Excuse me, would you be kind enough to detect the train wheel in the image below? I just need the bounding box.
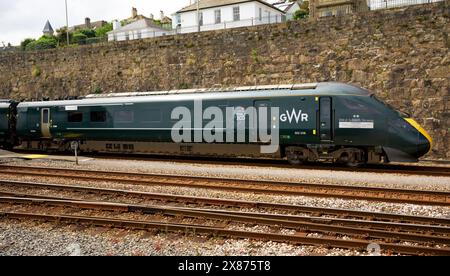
[285,147,313,165]
[337,150,365,167]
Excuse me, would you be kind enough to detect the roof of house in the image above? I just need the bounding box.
[177,0,285,13]
[43,20,54,33]
[107,18,167,34]
[272,1,298,12]
[69,20,107,31]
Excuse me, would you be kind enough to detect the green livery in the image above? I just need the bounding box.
[4,82,432,165]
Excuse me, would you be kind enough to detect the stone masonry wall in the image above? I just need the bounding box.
[0,2,449,158]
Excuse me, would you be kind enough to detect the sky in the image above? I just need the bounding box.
[0,0,193,46]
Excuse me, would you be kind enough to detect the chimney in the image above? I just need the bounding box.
[160,10,165,21]
[149,13,154,20]
[112,20,121,30]
[132,7,138,18]
[85,17,91,28]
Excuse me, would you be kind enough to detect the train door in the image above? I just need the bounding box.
[254,100,271,142]
[319,97,333,141]
[41,108,51,138]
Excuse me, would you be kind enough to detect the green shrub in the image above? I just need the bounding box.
[25,36,58,51]
[20,38,35,51]
[77,29,96,38]
[72,33,88,45]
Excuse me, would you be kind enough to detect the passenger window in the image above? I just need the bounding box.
[114,111,134,123]
[68,112,83,123]
[90,111,107,122]
[42,109,49,124]
[142,109,162,123]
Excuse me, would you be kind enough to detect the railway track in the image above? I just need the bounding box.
[1,195,449,255]
[0,165,449,206]
[0,179,448,226]
[4,150,450,176]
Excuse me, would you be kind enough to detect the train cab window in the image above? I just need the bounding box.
[68,112,83,123]
[114,111,134,123]
[90,111,107,122]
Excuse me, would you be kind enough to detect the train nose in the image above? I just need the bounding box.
[417,133,431,157]
[404,118,432,157]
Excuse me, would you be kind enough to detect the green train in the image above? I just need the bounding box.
[0,82,432,166]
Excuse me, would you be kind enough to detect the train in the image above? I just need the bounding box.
[0,82,432,166]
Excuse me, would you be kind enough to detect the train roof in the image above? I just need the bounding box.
[17,82,372,108]
[0,101,10,108]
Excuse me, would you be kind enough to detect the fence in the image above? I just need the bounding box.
[368,0,444,10]
[109,13,292,42]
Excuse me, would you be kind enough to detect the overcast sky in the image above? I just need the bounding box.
[0,0,193,46]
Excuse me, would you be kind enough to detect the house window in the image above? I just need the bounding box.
[199,12,203,26]
[68,112,83,123]
[114,111,134,123]
[176,14,181,27]
[233,7,240,21]
[125,32,130,40]
[90,111,106,122]
[214,9,221,24]
[137,31,141,39]
[259,8,262,21]
[324,11,333,17]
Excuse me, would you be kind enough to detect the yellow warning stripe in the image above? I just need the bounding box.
[405,118,433,154]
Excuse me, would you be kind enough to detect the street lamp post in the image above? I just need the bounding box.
[197,0,200,32]
[65,0,70,45]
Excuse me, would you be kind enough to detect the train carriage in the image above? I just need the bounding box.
[11,82,432,166]
[0,101,12,148]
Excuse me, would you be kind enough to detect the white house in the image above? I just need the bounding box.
[173,0,286,33]
[107,18,171,42]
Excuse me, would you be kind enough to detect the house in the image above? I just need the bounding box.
[270,1,301,19]
[107,18,171,42]
[43,20,54,36]
[69,17,108,32]
[173,0,286,33]
[309,0,368,18]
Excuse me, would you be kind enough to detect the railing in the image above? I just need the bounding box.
[368,0,444,10]
[109,13,292,42]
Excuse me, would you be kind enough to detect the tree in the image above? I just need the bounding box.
[25,36,58,51]
[56,27,73,46]
[20,38,35,51]
[95,22,113,38]
[293,1,310,20]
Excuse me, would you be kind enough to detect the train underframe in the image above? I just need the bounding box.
[15,138,387,166]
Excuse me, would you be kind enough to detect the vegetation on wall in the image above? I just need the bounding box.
[293,1,310,20]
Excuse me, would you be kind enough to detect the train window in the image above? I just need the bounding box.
[114,111,134,123]
[142,109,162,123]
[68,112,83,123]
[42,109,49,124]
[90,111,107,122]
[340,98,383,115]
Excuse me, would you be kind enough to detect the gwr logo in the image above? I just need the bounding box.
[280,109,309,124]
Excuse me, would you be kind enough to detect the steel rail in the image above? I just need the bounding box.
[1,211,449,256]
[0,165,449,206]
[1,196,449,245]
[0,180,449,226]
